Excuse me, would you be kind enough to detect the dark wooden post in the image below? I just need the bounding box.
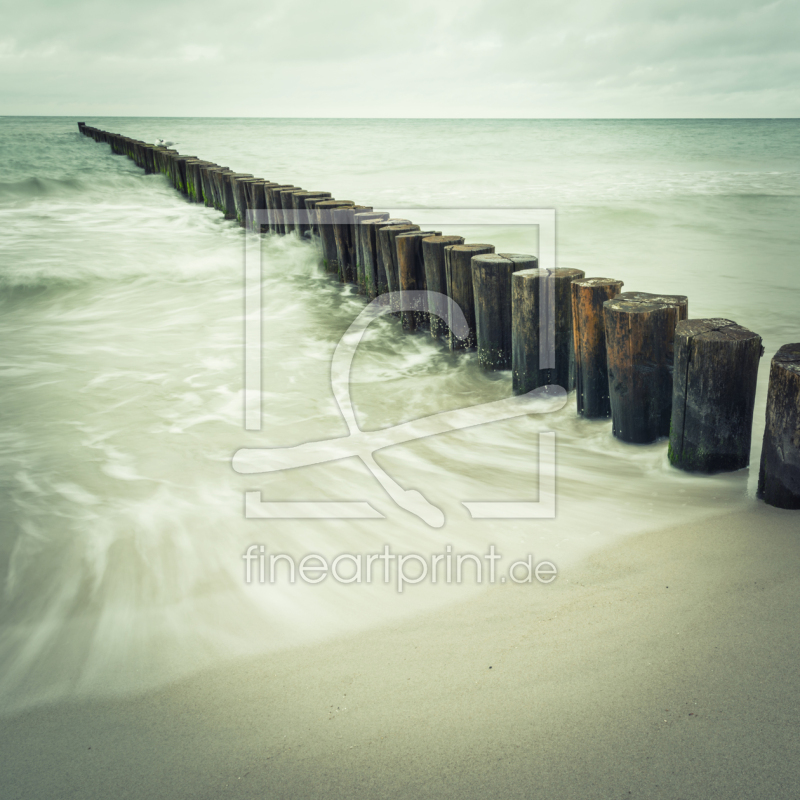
[354,212,390,294]
[572,277,625,418]
[758,343,800,508]
[603,291,688,443]
[265,185,295,233]
[422,235,464,340]
[316,200,354,272]
[204,167,229,212]
[246,180,274,232]
[379,224,419,311]
[334,205,373,283]
[293,192,331,238]
[232,177,260,226]
[187,160,214,203]
[668,319,763,473]
[396,231,441,332]
[512,268,586,394]
[371,220,413,299]
[304,197,330,238]
[278,188,302,234]
[473,254,538,370]
[444,244,496,351]
[222,173,253,220]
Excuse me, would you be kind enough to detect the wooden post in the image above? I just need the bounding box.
[354,212,390,295]
[445,244,496,352]
[265,185,295,233]
[292,191,331,238]
[473,254,538,370]
[396,231,441,332]
[422,235,464,340]
[246,180,275,232]
[203,167,228,212]
[222,173,252,220]
[278,188,302,234]
[668,319,763,473]
[334,205,373,283]
[758,343,800,508]
[370,220,413,299]
[232,177,260,226]
[378,224,419,308]
[603,291,689,443]
[512,268,586,394]
[187,160,214,203]
[316,200,354,272]
[304,197,330,238]
[571,277,625,418]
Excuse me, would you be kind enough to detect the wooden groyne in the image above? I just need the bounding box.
[77,122,799,509]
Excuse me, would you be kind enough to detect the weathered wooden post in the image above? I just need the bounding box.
[316,200,354,272]
[203,167,228,211]
[304,197,330,238]
[396,231,442,331]
[354,212,390,294]
[221,173,252,220]
[668,319,763,473]
[246,180,274,232]
[187,160,213,202]
[370,220,413,299]
[334,205,373,283]
[379,224,420,311]
[758,343,800,508]
[512,268,586,394]
[265,185,294,233]
[232,177,260,226]
[603,291,688,443]
[444,244,496,351]
[278,188,302,234]
[571,277,625,418]
[422,235,465,340]
[292,192,331,238]
[473,254,538,370]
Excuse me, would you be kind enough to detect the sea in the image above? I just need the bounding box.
[1,117,798,714]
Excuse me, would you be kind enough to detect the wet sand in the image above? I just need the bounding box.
[2,503,799,799]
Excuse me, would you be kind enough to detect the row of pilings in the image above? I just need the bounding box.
[77,122,800,509]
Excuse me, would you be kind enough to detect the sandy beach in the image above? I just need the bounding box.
[2,502,798,799]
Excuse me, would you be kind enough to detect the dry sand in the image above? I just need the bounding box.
[2,503,799,799]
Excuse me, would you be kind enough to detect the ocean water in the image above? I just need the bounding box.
[1,117,798,714]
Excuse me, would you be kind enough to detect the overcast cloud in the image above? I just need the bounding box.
[1,0,798,116]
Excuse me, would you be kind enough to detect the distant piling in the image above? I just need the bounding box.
[758,343,800,508]
[571,277,624,418]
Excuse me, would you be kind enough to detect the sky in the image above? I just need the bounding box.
[0,0,798,117]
